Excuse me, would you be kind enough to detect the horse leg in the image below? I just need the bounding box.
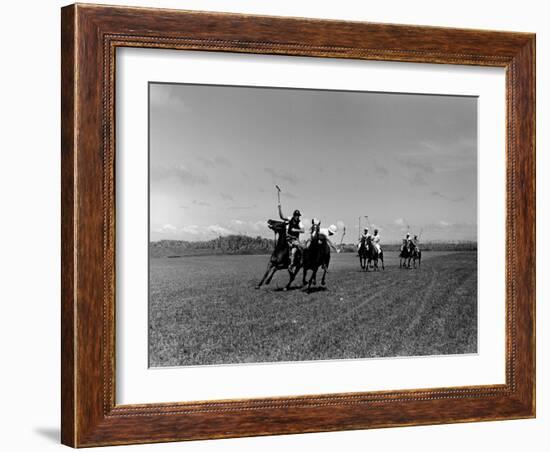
[321,265,327,286]
[308,268,318,291]
[380,252,385,270]
[257,263,273,288]
[285,265,300,290]
[265,265,278,284]
[302,268,309,287]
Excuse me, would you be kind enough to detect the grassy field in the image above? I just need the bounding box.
[149,251,477,367]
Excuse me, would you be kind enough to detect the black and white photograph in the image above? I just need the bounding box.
[2,0,543,450]
[148,82,478,368]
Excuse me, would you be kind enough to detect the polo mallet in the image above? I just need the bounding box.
[271,185,283,244]
[275,185,281,205]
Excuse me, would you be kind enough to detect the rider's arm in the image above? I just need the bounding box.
[327,239,338,252]
[278,204,289,221]
[290,226,305,234]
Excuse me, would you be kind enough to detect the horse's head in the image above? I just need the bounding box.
[267,219,287,233]
[311,222,320,235]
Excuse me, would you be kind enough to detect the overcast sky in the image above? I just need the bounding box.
[149,82,477,243]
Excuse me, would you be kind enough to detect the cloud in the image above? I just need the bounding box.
[409,171,428,186]
[150,164,209,186]
[394,218,405,226]
[264,168,299,185]
[181,225,200,235]
[400,153,435,187]
[207,224,233,235]
[192,200,211,207]
[400,158,435,174]
[401,139,476,174]
[227,204,258,210]
[153,224,178,233]
[438,220,453,227]
[230,219,267,232]
[220,193,234,201]
[252,220,266,231]
[198,156,232,168]
[149,84,192,110]
[373,161,389,177]
[282,192,298,200]
[431,191,465,202]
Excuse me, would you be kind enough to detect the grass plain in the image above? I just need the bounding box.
[149,251,477,367]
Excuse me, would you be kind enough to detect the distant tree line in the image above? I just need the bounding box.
[150,235,274,258]
[151,235,477,258]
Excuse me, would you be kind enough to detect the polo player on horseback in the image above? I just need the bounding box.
[302,219,337,290]
[278,203,305,271]
[309,219,338,252]
[401,232,412,253]
[357,227,371,251]
[319,225,339,252]
[372,229,382,254]
[411,234,422,268]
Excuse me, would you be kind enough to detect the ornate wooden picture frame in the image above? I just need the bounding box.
[61,3,535,447]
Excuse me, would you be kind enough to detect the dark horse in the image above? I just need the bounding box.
[256,219,302,290]
[365,236,385,271]
[399,240,413,268]
[399,241,421,269]
[358,236,368,270]
[301,223,331,291]
[411,243,422,268]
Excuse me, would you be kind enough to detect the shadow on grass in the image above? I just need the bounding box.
[303,286,328,294]
[273,285,304,292]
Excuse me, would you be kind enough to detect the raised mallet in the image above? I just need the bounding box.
[275,184,281,205]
